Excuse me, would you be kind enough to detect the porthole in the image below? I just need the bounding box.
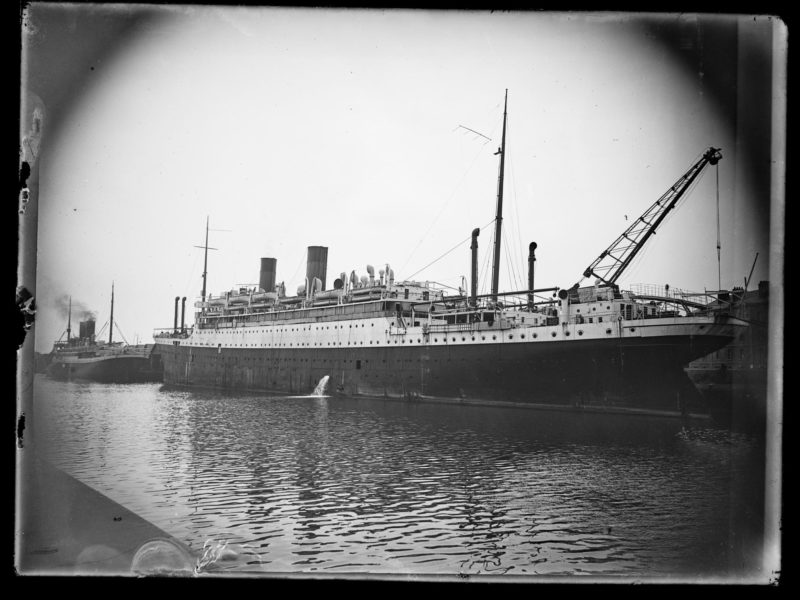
[551,332,556,337]
[492,335,497,340]
[630,328,636,332]
[578,330,583,336]
[509,335,513,339]
[462,337,466,341]
[521,334,525,339]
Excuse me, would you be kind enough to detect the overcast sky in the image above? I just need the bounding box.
[21,7,784,351]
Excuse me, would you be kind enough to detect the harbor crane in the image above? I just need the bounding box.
[580,147,722,287]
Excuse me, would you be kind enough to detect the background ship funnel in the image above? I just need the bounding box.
[79,319,95,341]
[306,246,328,291]
[259,257,277,293]
[180,297,187,332]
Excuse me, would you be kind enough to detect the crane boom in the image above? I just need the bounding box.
[581,146,722,287]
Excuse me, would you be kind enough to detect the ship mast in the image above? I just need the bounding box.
[490,89,508,303]
[193,216,219,310]
[109,282,114,344]
[67,296,72,341]
[201,216,209,304]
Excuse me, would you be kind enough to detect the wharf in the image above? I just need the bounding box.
[16,458,194,576]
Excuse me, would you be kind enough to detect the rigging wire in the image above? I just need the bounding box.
[406,101,511,294]
[398,137,492,275]
[89,320,129,345]
[431,281,463,292]
[511,234,523,290]
[400,101,504,275]
[503,156,517,289]
[182,250,201,300]
[455,125,492,141]
[502,226,521,291]
[503,229,515,291]
[405,219,494,281]
[288,249,307,289]
[509,155,527,289]
[611,164,712,288]
[479,226,495,296]
[114,321,129,345]
[578,149,714,290]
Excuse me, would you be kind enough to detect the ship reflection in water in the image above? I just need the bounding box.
[33,375,765,579]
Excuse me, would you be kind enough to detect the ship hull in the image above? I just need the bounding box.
[685,366,768,432]
[157,332,733,414]
[45,354,162,383]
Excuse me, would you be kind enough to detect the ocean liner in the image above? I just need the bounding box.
[155,93,747,415]
[47,284,163,383]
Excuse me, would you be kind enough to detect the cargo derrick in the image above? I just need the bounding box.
[580,147,722,289]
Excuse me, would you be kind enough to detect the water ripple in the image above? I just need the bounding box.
[31,375,765,578]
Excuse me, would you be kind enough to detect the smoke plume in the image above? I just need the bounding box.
[54,294,96,321]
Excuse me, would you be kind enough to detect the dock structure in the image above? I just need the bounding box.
[17,459,193,576]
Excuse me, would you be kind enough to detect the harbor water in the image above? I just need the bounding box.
[30,374,767,580]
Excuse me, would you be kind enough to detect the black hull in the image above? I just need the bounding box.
[158,335,731,415]
[685,367,768,433]
[45,356,162,384]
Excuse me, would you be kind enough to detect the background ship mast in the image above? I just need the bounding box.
[67,296,72,341]
[109,282,114,344]
[194,216,220,306]
[201,217,209,303]
[490,89,508,303]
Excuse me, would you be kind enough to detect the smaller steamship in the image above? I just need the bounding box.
[47,284,162,383]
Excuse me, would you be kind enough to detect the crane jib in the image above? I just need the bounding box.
[579,147,722,287]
